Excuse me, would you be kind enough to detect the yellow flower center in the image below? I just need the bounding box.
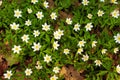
[83,1,88,5]
[64,49,69,53]
[15,47,19,50]
[16,12,20,16]
[78,48,82,52]
[58,32,62,35]
[75,25,79,28]
[116,67,120,72]
[32,0,36,2]
[96,60,101,64]
[26,71,30,75]
[79,41,83,45]
[35,32,38,35]
[111,0,115,3]
[51,77,55,80]
[113,12,117,16]
[38,14,42,17]
[7,73,11,77]
[44,26,48,29]
[46,57,50,61]
[23,36,27,39]
[51,14,55,18]
[118,37,120,41]
[44,3,47,7]
[35,45,39,49]
[13,25,17,29]
[53,43,57,47]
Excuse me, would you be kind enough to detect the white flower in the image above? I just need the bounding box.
[82,0,89,6]
[10,22,19,30]
[57,29,64,36]
[54,32,60,40]
[87,14,92,19]
[85,23,93,31]
[33,30,40,37]
[31,0,38,4]
[42,23,50,31]
[14,9,22,18]
[50,75,58,80]
[25,68,32,76]
[27,8,32,14]
[25,19,32,26]
[101,49,107,54]
[111,0,118,4]
[111,10,119,18]
[21,34,29,43]
[63,49,70,55]
[77,48,83,54]
[114,47,119,54]
[82,54,89,61]
[36,11,44,19]
[35,61,42,70]
[0,1,2,6]
[116,65,120,74]
[54,29,64,40]
[114,33,120,44]
[66,18,72,25]
[43,1,49,8]
[100,0,104,2]
[12,45,21,54]
[78,40,86,47]
[35,65,43,70]
[44,54,52,63]
[4,70,13,79]
[73,23,80,31]
[50,12,57,20]
[32,42,41,51]
[53,41,60,50]
[53,67,60,74]
[92,41,97,48]
[94,60,102,66]
[36,61,41,65]
[97,10,104,17]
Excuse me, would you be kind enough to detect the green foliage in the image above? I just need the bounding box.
[0,0,120,80]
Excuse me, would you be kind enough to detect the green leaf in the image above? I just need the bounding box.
[5,54,21,66]
[45,34,50,43]
[43,48,51,54]
[60,0,71,8]
[97,71,108,76]
[102,59,113,70]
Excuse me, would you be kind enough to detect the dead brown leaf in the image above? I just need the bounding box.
[0,56,8,76]
[24,78,32,80]
[59,11,73,19]
[25,57,33,66]
[60,65,84,80]
[48,0,54,8]
[72,0,81,7]
[0,55,3,63]
[54,24,59,30]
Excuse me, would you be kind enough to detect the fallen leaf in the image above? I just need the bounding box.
[48,0,54,8]
[0,55,8,76]
[60,65,84,80]
[59,11,73,19]
[60,66,67,76]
